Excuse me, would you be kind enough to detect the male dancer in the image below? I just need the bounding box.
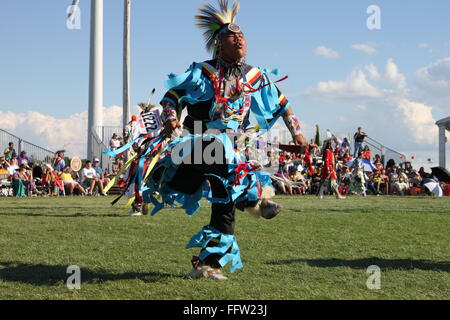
[145,0,307,280]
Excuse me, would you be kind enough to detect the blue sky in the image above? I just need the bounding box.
[1,0,449,166]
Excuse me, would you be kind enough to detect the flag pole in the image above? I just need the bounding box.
[123,0,131,132]
[122,0,131,162]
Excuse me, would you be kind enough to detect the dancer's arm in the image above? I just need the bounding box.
[282,107,307,149]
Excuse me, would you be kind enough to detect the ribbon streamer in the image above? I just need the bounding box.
[103,153,138,194]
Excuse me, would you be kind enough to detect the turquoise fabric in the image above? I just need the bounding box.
[141,133,274,217]
[186,225,243,273]
[164,62,290,132]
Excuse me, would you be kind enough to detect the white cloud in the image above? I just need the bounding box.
[365,64,381,80]
[385,58,406,89]
[418,43,429,49]
[314,46,340,58]
[304,70,383,101]
[304,59,438,147]
[304,58,408,100]
[415,57,450,92]
[0,106,123,158]
[351,42,377,55]
[395,98,438,145]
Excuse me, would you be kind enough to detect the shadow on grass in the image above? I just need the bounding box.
[0,261,180,286]
[0,212,125,218]
[267,257,450,272]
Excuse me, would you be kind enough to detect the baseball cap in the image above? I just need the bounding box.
[93,158,100,162]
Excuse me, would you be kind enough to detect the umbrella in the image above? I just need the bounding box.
[431,167,450,183]
[423,178,443,197]
[346,158,377,172]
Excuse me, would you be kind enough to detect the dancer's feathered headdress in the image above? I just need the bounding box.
[195,0,242,57]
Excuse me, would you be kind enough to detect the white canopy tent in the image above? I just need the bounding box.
[436,116,450,169]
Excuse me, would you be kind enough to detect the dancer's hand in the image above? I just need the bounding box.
[293,134,307,153]
[164,119,182,139]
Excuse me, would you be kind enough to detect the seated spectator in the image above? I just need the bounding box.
[368,170,381,195]
[404,162,416,176]
[42,164,64,196]
[272,163,293,196]
[59,166,87,195]
[0,156,12,193]
[379,169,389,194]
[404,162,422,187]
[81,160,107,196]
[53,151,66,173]
[418,167,427,179]
[12,164,33,196]
[362,145,371,161]
[18,151,31,167]
[368,169,388,195]
[8,155,19,175]
[385,159,397,175]
[0,156,10,172]
[288,166,307,194]
[93,158,110,188]
[373,155,384,171]
[26,165,39,195]
[341,152,352,164]
[390,168,409,195]
[3,142,17,160]
[113,157,123,171]
[310,165,323,194]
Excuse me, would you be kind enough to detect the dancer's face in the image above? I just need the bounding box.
[220,32,247,62]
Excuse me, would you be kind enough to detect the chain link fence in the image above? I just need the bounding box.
[89,128,115,171]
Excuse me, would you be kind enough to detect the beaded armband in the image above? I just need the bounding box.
[283,113,302,137]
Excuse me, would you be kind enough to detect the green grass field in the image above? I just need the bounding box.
[0,195,449,300]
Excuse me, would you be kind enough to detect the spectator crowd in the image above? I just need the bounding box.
[1,127,449,198]
[0,142,116,197]
[244,127,450,198]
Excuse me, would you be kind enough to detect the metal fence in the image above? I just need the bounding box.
[90,126,123,170]
[0,128,55,163]
[350,134,406,166]
[89,128,115,171]
[94,126,123,147]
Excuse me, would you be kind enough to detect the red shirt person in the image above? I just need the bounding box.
[321,148,337,181]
